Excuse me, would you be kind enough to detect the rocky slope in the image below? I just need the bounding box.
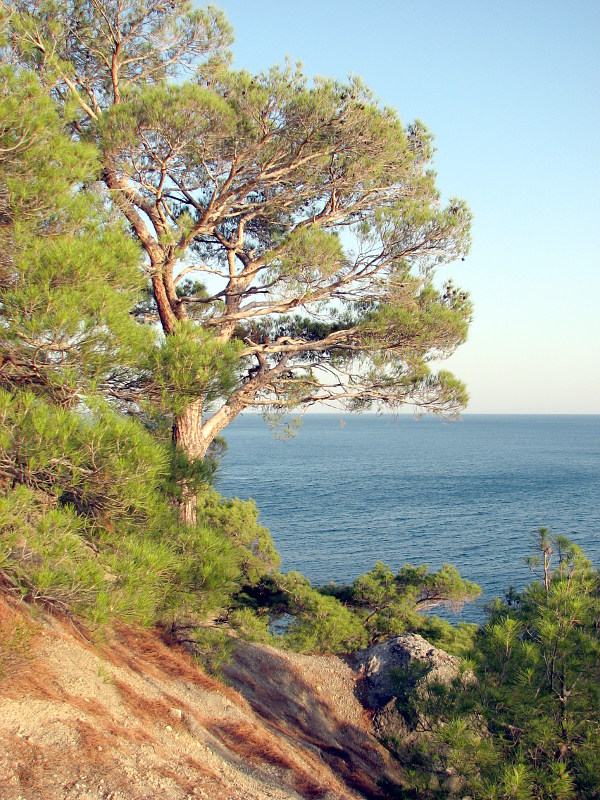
[0,595,461,799]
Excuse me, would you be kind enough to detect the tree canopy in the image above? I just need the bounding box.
[0,59,282,622]
[3,1,472,521]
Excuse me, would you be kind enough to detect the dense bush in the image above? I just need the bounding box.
[379,532,600,800]
[229,563,480,655]
[322,560,480,647]
[0,405,279,627]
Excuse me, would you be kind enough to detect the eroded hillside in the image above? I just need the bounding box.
[0,595,406,800]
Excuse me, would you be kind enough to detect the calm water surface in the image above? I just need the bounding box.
[218,415,600,622]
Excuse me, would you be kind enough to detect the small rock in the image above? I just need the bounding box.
[169,707,183,721]
[166,724,172,732]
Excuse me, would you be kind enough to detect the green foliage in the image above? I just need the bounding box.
[276,571,368,652]
[5,3,474,459]
[3,401,292,627]
[195,490,280,584]
[262,227,347,294]
[322,560,481,645]
[0,60,284,634]
[474,535,600,798]
[232,571,367,653]
[0,67,95,211]
[164,439,225,505]
[169,520,244,615]
[1,484,110,616]
[388,534,600,800]
[230,559,480,655]
[187,627,235,677]
[0,391,170,527]
[5,1,233,101]
[150,323,242,415]
[228,607,274,645]
[0,429,281,627]
[97,80,236,177]
[0,67,148,407]
[415,617,479,659]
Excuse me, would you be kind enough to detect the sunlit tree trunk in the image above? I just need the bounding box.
[172,399,206,524]
[172,397,244,523]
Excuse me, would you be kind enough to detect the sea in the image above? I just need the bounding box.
[217,414,600,624]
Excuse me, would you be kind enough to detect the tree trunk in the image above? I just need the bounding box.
[173,398,208,458]
[172,396,247,524]
[172,398,211,525]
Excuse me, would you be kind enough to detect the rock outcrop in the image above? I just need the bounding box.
[355,633,464,709]
[353,634,469,744]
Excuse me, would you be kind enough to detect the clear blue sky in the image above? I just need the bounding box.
[213,0,600,413]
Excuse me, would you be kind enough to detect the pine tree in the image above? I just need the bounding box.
[4,2,472,522]
[400,535,600,799]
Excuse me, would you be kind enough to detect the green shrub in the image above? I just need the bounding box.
[384,535,600,800]
[0,391,170,530]
[228,608,274,644]
[188,627,235,677]
[0,485,106,614]
[196,490,280,582]
[235,571,368,653]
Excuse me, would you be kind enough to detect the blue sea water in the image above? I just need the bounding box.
[217,414,600,623]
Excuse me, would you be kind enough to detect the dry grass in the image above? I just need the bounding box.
[0,604,64,703]
[112,677,174,726]
[182,754,218,779]
[154,764,198,795]
[72,718,115,767]
[8,737,54,795]
[106,624,247,707]
[67,690,157,747]
[208,718,331,799]
[210,718,296,769]
[0,595,37,679]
